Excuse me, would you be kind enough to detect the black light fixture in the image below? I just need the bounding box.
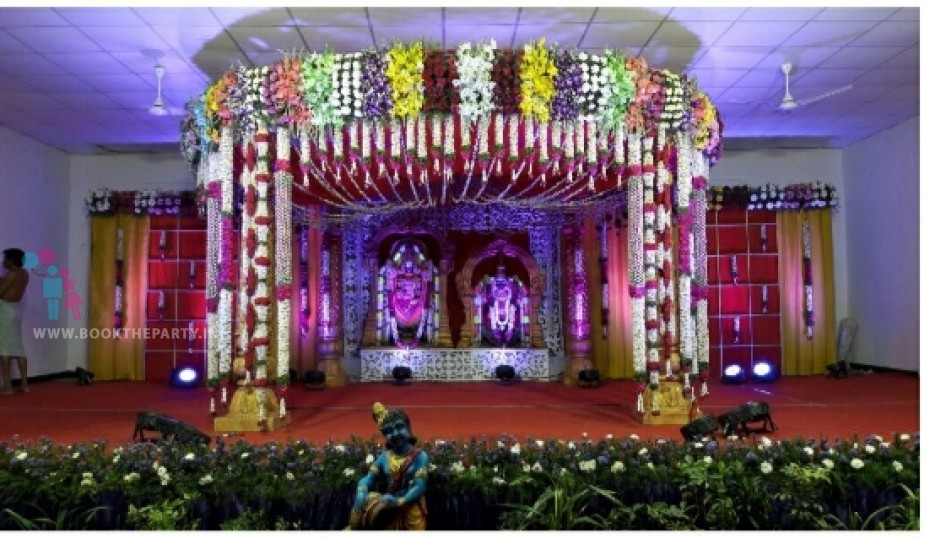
[751,360,778,383]
[392,366,412,385]
[577,369,601,388]
[75,366,95,386]
[721,363,746,385]
[171,366,200,388]
[494,364,516,384]
[304,369,326,390]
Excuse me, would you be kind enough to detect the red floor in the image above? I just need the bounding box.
[0,372,918,447]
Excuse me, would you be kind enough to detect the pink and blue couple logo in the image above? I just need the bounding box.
[24,247,83,321]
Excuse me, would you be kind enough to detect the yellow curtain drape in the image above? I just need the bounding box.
[584,218,634,378]
[88,214,149,380]
[776,210,836,375]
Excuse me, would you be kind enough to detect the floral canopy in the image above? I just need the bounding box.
[181,38,722,216]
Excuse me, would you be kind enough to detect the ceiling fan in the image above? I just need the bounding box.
[777,62,853,112]
[148,63,184,116]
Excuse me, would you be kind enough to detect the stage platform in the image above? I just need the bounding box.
[360,347,550,382]
[0,372,918,447]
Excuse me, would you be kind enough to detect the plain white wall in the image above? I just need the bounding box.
[842,117,919,372]
[0,125,71,377]
[709,147,849,327]
[66,153,195,371]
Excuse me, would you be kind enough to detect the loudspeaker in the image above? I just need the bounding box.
[577,369,601,388]
[304,369,326,389]
[133,411,211,445]
[392,366,412,384]
[680,414,720,441]
[75,367,95,386]
[495,365,516,382]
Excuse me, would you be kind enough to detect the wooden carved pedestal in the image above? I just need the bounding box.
[637,380,700,425]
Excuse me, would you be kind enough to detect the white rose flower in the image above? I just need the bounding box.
[610,461,625,473]
[693,442,704,449]
[241,452,249,459]
[83,472,94,479]
[803,447,814,457]
[531,462,543,473]
[893,461,903,473]
[334,445,346,453]
[15,452,27,461]
[865,445,876,454]
[647,462,654,469]
[523,464,531,473]
[567,442,576,450]
[704,456,713,465]
[199,474,213,485]
[822,458,834,469]
[497,440,505,448]
[629,434,640,440]
[760,462,773,474]
[606,434,614,440]
[899,433,910,442]
[286,472,295,481]
[72,452,80,459]
[184,453,196,461]
[638,447,648,456]
[511,443,521,455]
[850,458,865,469]
[535,440,545,448]
[81,478,94,488]
[343,468,356,477]
[365,454,375,465]
[492,477,506,485]
[760,436,773,447]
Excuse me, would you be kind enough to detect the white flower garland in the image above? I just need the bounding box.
[275,127,292,383]
[217,127,235,380]
[453,40,497,125]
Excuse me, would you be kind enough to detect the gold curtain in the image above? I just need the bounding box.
[584,218,635,378]
[776,209,836,375]
[88,214,149,380]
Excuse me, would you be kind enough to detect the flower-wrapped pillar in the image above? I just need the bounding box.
[563,223,593,385]
[691,149,711,396]
[316,231,347,387]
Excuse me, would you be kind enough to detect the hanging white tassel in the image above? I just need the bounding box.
[279,397,286,418]
[665,359,672,378]
[683,372,690,389]
[636,393,644,413]
[651,392,659,414]
[700,380,709,397]
[221,386,227,405]
[210,397,216,414]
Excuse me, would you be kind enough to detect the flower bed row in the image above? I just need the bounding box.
[0,432,918,530]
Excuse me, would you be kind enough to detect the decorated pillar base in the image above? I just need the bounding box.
[563,338,593,386]
[636,381,699,425]
[214,386,291,432]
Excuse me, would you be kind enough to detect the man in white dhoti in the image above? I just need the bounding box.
[0,248,29,394]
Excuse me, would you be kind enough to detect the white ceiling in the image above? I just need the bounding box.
[0,6,919,155]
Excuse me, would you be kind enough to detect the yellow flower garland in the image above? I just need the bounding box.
[205,78,227,143]
[386,41,425,119]
[519,38,557,123]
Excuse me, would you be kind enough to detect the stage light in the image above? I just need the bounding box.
[721,364,746,384]
[171,367,200,388]
[577,369,601,388]
[495,364,516,384]
[392,366,412,385]
[304,369,326,390]
[751,360,778,383]
[75,366,94,386]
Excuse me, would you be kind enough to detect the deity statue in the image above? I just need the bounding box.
[348,402,429,530]
[487,264,517,344]
[380,240,438,348]
[475,262,528,347]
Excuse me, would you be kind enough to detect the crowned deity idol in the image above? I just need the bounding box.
[348,402,429,530]
[487,264,517,344]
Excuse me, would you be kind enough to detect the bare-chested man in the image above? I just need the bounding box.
[0,248,29,394]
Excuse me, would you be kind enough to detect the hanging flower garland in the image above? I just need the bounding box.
[331,52,363,119]
[360,47,393,120]
[300,51,340,128]
[658,70,684,131]
[492,48,521,113]
[802,219,814,339]
[599,51,635,131]
[519,38,557,123]
[114,227,124,331]
[85,189,197,216]
[707,182,839,212]
[454,40,497,124]
[267,53,311,130]
[386,41,426,119]
[551,49,583,121]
